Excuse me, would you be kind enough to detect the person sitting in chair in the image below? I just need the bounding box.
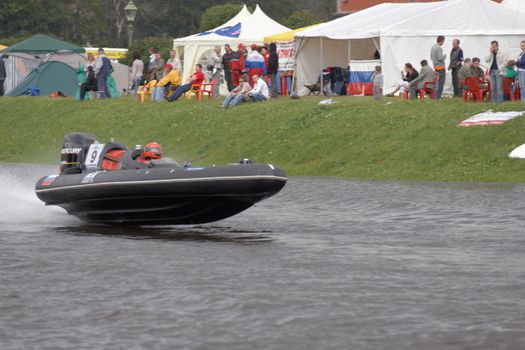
[167,64,205,102]
[152,64,181,102]
[137,142,163,165]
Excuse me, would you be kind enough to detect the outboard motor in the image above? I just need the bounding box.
[60,133,98,174]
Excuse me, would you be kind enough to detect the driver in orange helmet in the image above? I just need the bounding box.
[137,142,163,165]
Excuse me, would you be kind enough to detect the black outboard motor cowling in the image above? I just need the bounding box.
[60,133,98,174]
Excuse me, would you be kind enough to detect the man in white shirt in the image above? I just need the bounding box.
[167,50,182,74]
[248,74,269,101]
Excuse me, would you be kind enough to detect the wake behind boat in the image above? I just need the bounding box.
[35,133,287,225]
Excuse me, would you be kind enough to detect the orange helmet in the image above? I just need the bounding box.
[143,142,162,159]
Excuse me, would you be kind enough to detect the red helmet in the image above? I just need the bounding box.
[143,142,162,159]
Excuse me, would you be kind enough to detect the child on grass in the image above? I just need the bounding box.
[373,65,383,100]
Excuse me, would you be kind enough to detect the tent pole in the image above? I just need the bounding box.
[320,37,324,95]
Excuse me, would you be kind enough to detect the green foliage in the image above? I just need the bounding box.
[120,36,174,67]
[199,4,248,32]
[1,96,525,183]
[282,10,320,30]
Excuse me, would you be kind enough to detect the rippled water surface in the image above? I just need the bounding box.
[1,164,524,350]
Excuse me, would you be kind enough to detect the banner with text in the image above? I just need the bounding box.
[276,41,295,71]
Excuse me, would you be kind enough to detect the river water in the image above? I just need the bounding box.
[1,164,524,350]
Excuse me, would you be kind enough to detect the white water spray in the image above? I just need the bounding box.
[0,167,80,225]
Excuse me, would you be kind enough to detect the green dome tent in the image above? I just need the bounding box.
[6,61,77,97]
[0,34,84,55]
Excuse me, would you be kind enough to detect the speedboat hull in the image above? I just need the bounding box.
[35,164,287,225]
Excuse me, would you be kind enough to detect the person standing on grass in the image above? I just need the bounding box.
[131,51,144,94]
[516,40,525,101]
[485,40,507,103]
[0,55,6,97]
[94,48,113,99]
[449,39,464,97]
[222,44,235,91]
[430,35,447,99]
[167,50,182,75]
[209,45,223,97]
[268,43,279,98]
[373,65,383,100]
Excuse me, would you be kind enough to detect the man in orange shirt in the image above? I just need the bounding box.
[430,35,447,99]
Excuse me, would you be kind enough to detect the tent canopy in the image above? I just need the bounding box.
[0,34,85,55]
[502,0,525,11]
[173,4,290,82]
[263,24,321,43]
[294,0,525,96]
[6,61,77,97]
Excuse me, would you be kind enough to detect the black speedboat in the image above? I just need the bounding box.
[35,133,287,225]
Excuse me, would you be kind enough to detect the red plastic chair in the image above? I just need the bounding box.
[502,77,515,101]
[463,77,489,103]
[199,79,217,100]
[419,76,438,99]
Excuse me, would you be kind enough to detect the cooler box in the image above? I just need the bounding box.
[347,60,380,96]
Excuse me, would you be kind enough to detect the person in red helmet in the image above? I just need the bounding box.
[137,142,163,164]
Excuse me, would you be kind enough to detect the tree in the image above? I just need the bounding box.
[199,4,248,32]
[282,10,320,30]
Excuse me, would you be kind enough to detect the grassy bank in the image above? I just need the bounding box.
[1,95,525,182]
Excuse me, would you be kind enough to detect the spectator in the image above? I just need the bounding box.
[386,63,419,96]
[229,43,245,87]
[221,75,251,108]
[516,40,525,101]
[245,44,266,86]
[147,48,157,77]
[504,60,517,100]
[267,43,279,98]
[470,57,485,80]
[261,46,270,73]
[409,60,435,100]
[167,64,205,102]
[247,74,269,102]
[208,45,222,97]
[93,48,113,99]
[458,58,472,93]
[0,54,7,97]
[79,66,97,101]
[166,50,182,75]
[222,44,235,91]
[131,51,144,94]
[86,52,96,71]
[430,35,447,99]
[152,64,181,102]
[485,40,507,103]
[372,65,383,100]
[150,52,165,81]
[449,39,464,97]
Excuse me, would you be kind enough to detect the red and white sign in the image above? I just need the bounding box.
[459,111,525,127]
[276,40,295,71]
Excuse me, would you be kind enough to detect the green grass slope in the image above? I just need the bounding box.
[1,96,525,182]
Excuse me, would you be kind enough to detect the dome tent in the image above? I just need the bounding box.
[173,4,290,82]
[6,61,77,97]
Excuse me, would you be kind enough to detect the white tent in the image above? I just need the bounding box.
[295,0,525,96]
[173,4,290,82]
[502,0,525,12]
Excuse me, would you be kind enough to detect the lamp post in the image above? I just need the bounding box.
[124,0,138,47]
